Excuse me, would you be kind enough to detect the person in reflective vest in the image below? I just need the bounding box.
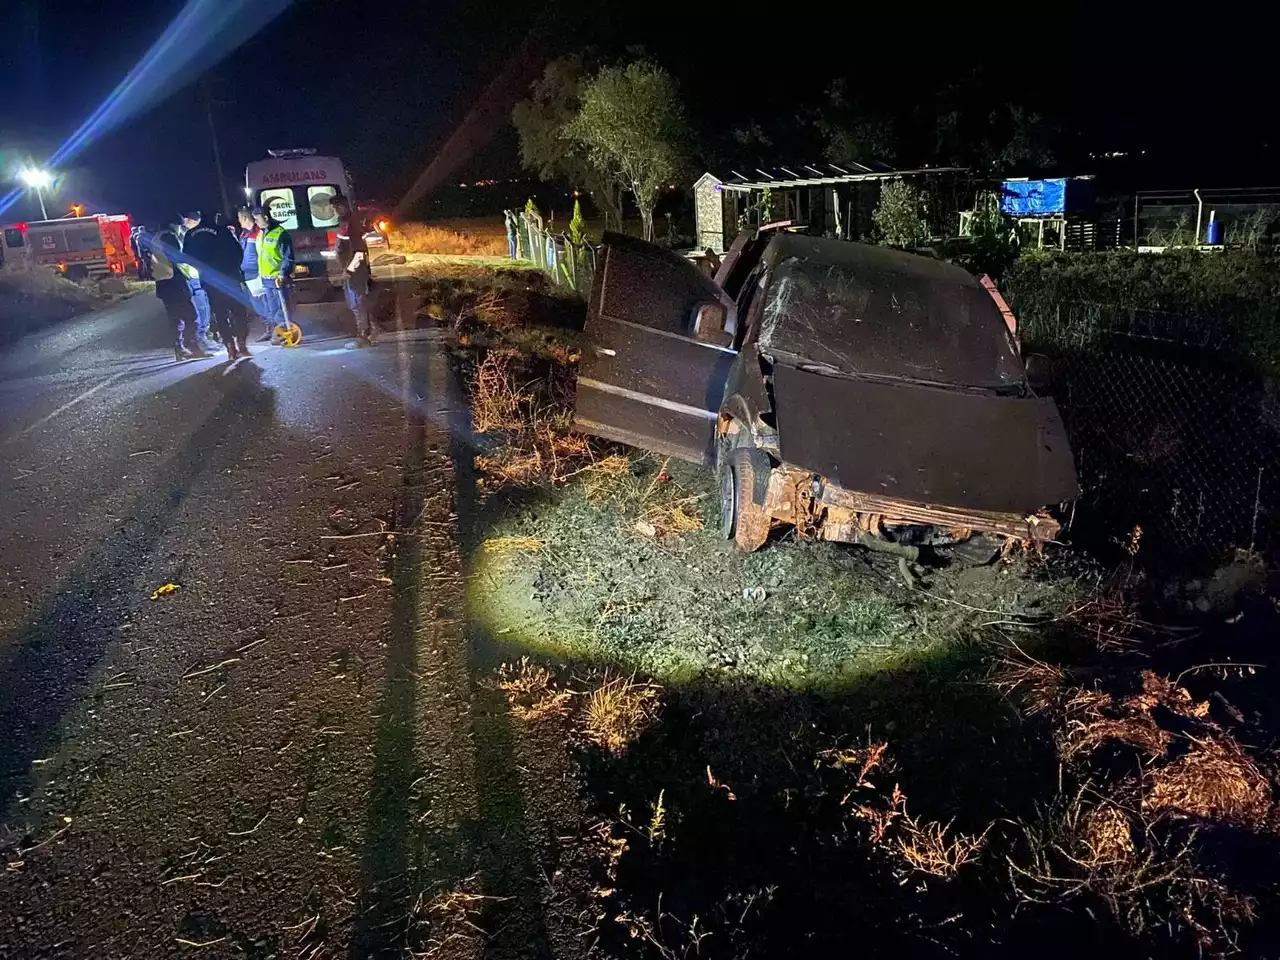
[253,206,294,336]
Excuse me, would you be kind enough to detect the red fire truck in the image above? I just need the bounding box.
[0,214,139,279]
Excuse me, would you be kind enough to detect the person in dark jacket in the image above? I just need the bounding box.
[152,220,211,361]
[180,210,251,360]
[331,194,377,346]
[238,207,271,342]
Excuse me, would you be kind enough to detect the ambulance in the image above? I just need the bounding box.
[244,149,387,286]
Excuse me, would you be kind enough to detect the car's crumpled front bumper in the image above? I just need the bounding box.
[762,463,1063,550]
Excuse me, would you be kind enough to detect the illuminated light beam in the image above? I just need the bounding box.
[1,0,291,221]
[51,0,293,168]
[0,188,23,217]
[146,234,257,308]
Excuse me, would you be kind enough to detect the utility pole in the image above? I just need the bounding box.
[201,78,233,217]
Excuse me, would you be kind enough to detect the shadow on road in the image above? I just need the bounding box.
[350,348,554,957]
[0,364,278,822]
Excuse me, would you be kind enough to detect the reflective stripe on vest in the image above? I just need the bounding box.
[258,226,286,278]
[177,262,199,280]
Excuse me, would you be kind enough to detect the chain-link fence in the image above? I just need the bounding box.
[1047,347,1280,567]
[512,211,597,296]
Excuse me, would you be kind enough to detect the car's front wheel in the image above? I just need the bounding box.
[721,448,768,552]
[716,439,737,540]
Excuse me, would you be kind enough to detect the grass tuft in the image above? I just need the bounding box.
[496,657,573,722]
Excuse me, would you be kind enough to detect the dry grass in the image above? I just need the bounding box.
[991,655,1069,715]
[584,674,661,754]
[468,351,601,490]
[839,743,988,879]
[391,221,507,257]
[636,497,704,541]
[997,585,1273,958]
[473,289,511,331]
[581,455,705,542]
[1009,787,1257,952]
[1145,737,1272,824]
[1080,802,1136,864]
[496,657,574,722]
[406,874,507,959]
[1062,712,1174,760]
[471,350,527,434]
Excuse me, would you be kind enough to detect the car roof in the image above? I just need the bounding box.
[760,233,978,286]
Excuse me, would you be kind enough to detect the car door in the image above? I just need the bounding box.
[574,233,737,465]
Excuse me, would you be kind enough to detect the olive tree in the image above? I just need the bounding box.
[567,61,690,241]
[512,57,625,229]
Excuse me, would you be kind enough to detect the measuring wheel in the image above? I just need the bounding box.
[272,321,303,347]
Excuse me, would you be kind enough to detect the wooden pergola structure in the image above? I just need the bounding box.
[693,163,968,253]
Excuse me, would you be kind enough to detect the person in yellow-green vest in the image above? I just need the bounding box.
[252,206,294,338]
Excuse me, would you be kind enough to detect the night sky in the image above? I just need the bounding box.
[0,0,1271,226]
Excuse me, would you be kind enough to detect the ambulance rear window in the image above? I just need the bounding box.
[4,228,25,248]
[308,186,340,228]
[255,184,344,231]
[260,188,299,230]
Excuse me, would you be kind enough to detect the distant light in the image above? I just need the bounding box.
[20,168,53,188]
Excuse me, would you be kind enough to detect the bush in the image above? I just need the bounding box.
[1002,250,1280,370]
[872,179,929,249]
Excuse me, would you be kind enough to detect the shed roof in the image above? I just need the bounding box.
[705,163,967,191]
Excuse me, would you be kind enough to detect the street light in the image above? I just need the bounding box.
[20,168,53,219]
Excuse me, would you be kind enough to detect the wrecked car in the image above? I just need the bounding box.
[572,230,1078,558]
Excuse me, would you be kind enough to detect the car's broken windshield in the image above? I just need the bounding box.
[758,256,1023,388]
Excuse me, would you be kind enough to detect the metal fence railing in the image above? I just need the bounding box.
[511,211,597,296]
[1048,347,1280,567]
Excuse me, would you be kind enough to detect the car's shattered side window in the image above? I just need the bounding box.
[759,260,798,348]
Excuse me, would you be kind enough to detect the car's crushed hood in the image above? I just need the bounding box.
[757,242,1024,389]
[772,363,1079,515]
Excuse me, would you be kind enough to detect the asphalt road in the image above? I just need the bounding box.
[0,293,515,957]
